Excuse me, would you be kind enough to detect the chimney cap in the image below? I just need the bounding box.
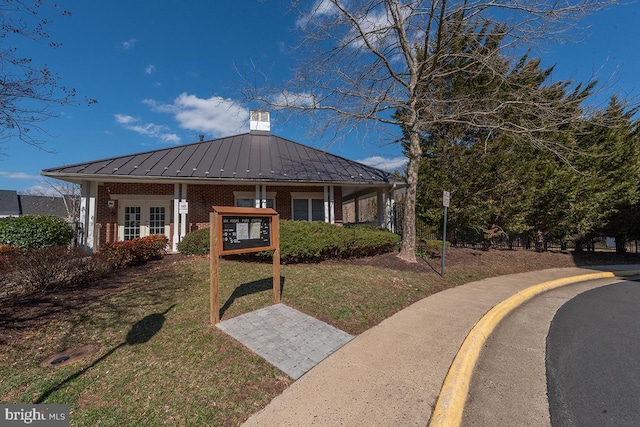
[250,110,270,133]
[199,134,204,142]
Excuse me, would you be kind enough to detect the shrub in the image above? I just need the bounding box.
[421,239,450,249]
[100,235,168,269]
[279,220,400,263]
[177,221,400,263]
[0,246,112,295]
[0,215,74,249]
[177,228,210,255]
[280,221,400,263]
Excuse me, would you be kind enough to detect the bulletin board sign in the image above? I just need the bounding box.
[210,206,280,324]
[219,215,275,254]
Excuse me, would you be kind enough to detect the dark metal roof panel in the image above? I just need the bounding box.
[166,145,198,177]
[142,150,177,176]
[182,143,210,177]
[42,132,393,184]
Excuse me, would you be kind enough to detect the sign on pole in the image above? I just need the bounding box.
[210,206,280,324]
[179,201,189,214]
[442,191,450,276]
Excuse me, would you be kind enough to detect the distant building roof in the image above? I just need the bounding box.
[18,195,69,218]
[0,190,20,216]
[0,191,71,218]
[42,132,393,186]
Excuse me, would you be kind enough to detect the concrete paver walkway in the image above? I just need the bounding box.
[241,264,640,427]
[216,303,354,379]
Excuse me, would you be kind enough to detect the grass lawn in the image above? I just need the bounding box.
[2,249,632,425]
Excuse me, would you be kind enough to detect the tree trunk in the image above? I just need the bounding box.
[535,229,545,252]
[398,125,421,263]
[616,234,626,253]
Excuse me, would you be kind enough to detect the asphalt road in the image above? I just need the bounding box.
[546,278,640,427]
[463,276,640,426]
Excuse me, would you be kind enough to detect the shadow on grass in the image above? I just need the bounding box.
[35,304,176,404]
[220,277,285,319]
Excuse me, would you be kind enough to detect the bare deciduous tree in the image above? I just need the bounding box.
[248,0,618,262]
[0,1,95,151]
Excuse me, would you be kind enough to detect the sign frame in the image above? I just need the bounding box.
[210,206,280,324]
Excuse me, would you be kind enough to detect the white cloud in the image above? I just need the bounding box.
[0,171,39,180]
[143,93,248,137]
[113,114,181,144]
[273,91,315,107]
[296,0,336,28]
[145,64,156,74]
[297,1,404,51]
[121,38,137,50]
[358,156,407,172]
[114,114,137,124]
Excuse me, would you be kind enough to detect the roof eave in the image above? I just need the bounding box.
[40,171,396,187]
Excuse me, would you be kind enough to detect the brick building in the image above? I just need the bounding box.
[42,112,398,252]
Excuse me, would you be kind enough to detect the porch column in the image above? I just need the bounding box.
[180,183,187,240]
[261,185,267,208]
[329,186,335,224]
[173,184,180,251]
[323,186,329,222]
[79,181,97,252]
[255,185,261,208]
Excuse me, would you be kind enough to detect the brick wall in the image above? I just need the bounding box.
[96,183,175,244]
[94,182,345,243]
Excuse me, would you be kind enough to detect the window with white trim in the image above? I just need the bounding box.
[292,193,325,221]
[233,191,275,209]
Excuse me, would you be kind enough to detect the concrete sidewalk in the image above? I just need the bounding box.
[243,264,640,427]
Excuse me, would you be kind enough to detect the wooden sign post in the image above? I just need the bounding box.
[210,206,280,324]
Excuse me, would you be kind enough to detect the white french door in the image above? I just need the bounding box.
[118,201,171,241]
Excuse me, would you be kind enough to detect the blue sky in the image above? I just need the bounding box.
[1,0,638,193]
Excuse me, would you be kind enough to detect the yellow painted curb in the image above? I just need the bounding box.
[429,270,640,427]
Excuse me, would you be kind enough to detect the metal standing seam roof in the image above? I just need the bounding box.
[41,132,394,185]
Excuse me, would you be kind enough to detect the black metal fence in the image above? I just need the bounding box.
[392,204,639,253]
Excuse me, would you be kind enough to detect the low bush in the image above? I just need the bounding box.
[0,246,112,295]
[280,221,400,263]
[177,221,400,263]
[177,228,210,255]
[0,215,74,249]
[100,235,168,269]
[421,239,450,249]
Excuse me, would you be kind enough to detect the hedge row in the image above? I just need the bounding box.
[0,215,74,249]
[99,235,169,269]
[177,221,400,263]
